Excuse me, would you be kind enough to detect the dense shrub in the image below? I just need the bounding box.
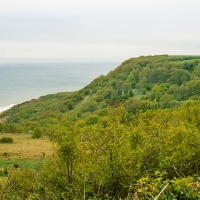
[0,137,13,143]
[86,114,99,125]
[32,128,43,139]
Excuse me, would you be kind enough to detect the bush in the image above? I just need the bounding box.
[32,128,43,139]
[67,101,75,110]
[86,114,99,125]
[0,137,13,143]
[131,174,200,199]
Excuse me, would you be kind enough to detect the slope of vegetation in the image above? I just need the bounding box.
[1,55,200,134]
[0,55,200,199]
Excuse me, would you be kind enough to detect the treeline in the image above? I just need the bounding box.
[1,101,200,199]
[85,56,200,103]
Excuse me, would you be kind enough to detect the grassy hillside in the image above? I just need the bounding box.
[0,55,200,134]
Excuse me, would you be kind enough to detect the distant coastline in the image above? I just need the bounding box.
[0,104,16,113]
[0,61,119,109]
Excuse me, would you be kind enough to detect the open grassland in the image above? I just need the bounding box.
[0,133,53,170]
[0,133,53,159]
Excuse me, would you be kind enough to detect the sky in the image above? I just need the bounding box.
[0,0,200,61]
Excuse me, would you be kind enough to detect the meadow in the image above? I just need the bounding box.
[0,133,53,170]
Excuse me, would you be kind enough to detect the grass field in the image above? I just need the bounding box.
[0,133,54,171]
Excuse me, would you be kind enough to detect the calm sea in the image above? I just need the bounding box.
[0,60,119,112]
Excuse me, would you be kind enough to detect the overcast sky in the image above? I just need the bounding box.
[0,0,200,61]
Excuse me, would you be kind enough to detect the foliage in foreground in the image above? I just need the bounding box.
[2,170,200,199]
[1,101,200,199]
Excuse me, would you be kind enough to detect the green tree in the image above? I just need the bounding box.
[32,127,43,138]
[79,108,133,198]
[169,69,190,85]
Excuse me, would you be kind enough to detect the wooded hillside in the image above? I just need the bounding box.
[1,55,200,133]
[0,55,200,199]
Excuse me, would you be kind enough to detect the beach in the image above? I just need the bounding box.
[0,104,16,113]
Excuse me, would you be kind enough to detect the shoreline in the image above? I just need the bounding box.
[0,104,16,114]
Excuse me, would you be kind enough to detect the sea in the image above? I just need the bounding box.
[0,60,120,112]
